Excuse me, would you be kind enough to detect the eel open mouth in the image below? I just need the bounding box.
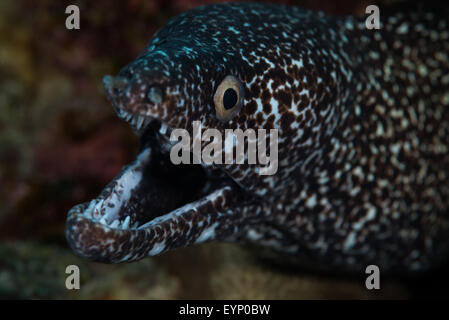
[66,108,250,263]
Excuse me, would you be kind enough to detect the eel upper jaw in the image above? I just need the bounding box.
[66,107,252,263]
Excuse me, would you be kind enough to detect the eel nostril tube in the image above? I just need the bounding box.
[103,75,129,95]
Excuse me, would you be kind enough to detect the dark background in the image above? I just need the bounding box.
[0,0,446,299]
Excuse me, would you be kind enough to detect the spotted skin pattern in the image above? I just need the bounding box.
[66,3,449,273]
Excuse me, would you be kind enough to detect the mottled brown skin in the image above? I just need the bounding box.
[66,3,449,273]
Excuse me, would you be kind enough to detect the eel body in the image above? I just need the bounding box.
[66,2,449,273]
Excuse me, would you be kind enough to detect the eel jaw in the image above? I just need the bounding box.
[65,114,247,263]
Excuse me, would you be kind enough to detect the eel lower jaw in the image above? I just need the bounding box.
[65,117,248,263]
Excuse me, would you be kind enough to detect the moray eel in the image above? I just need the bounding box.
[66,2,449,273]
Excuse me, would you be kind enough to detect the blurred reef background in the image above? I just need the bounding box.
[0,0,446,299]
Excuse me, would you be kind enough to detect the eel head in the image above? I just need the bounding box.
[64,4,287,263]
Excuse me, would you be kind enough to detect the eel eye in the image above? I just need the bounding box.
[214,75,244,121]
